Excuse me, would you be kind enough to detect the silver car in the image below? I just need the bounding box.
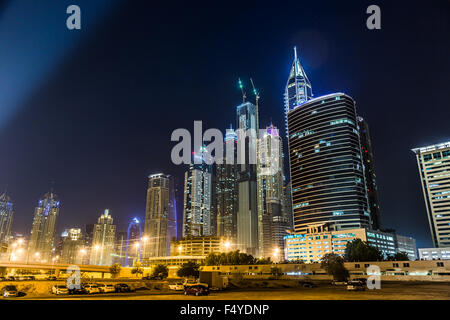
[2,285,18,298]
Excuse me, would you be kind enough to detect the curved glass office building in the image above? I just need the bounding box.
[288,93,371,233]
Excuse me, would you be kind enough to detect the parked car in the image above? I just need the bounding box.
[51,284,69,295]
[68,285,87,295]
[353,278,367,285]
[6,276,15,281]
[331,280,347,285]
[168,282,184,291]
[0,277,6,281]
[114,283,134,293]
[26,276,36,281]
[2,285,18,298]
[47,276,57,281]
[83,284,100,294]
[301,281,318,288]
[347,280,366,291]
[184,284,209,296]
[143,275,163,280]
[98,283,115,293]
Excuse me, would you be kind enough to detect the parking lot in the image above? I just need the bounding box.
[6,281,449,300]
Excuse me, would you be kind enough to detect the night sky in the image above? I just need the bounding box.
[0,0,448,248]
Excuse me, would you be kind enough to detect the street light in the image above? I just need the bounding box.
[224,241,231,251]
[134,242,140,262]
[177,245,183,256]
[141,236,149,260]
[273,248,280,262]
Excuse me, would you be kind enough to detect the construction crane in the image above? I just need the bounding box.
[250,77,260,107]
[238,78,246,103]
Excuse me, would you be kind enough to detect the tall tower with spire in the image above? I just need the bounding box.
[284,46,313,137]
[28,191,60,262]
[0,191,14,246]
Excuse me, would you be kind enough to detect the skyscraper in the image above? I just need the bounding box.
[412,141,450,248]
[90,209,116,266]
[126,217,142,265]
[284,46,312,138]
[288,93,371,233]
[257,124,286,258]
[60,228,84,264]
[236,101,259,255]
[183,164,212,237]
[357,116,382,230]
[216,127,238,240]
[144,173,174,258]
[28,191,60,262]
[0,191,13,247]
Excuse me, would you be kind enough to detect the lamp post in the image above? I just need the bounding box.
[94,245,100,265]
[273,248,280,263]
[177,245,183,256]
[79,248,87,264]
[141,236,148,261]
[134,242,140,263]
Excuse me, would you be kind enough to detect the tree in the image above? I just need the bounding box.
[204,250,258,266]
[344,239,383,262]
[386,252,409,261]
[109,263,121,278]
[256,257,272,265]
[131,261,144,277]
[321,253,349,282]
[151,264,169,279]
[177,261,200,278]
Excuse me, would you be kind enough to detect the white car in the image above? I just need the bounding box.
[51,285,69,295]
[98,284,115,293]
[168,283,184,291]
[83,284,100,294]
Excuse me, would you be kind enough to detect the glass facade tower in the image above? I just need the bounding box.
[28,191,60,263]
[412,142,450,247]
[0,192,13,247]
[288,93,371,233]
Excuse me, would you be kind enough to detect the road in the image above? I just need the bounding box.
[19,282,450,300]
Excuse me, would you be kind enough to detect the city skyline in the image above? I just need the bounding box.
[0,1,449,250]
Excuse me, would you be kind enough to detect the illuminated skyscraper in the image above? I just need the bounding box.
[28,191,60,262]
[216,127,238,240]
[0,191,13,246]
[412,142,450,247]
[144,173,174,258]
[90,209,116,266]
[284,47,312,138]
[288,93,371,233]
[60,228,84,264]
[357,116,382,230]
[183,163,212,237]
[126,217,142,265]
[236,101,259,255]
[257,124,287,258]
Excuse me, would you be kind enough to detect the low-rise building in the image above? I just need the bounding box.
[170,236,230,257]
[284,224,415,262]
[419,247,450,260]
[395,234,417,260]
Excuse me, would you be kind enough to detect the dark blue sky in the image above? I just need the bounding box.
[0,0,448,248]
